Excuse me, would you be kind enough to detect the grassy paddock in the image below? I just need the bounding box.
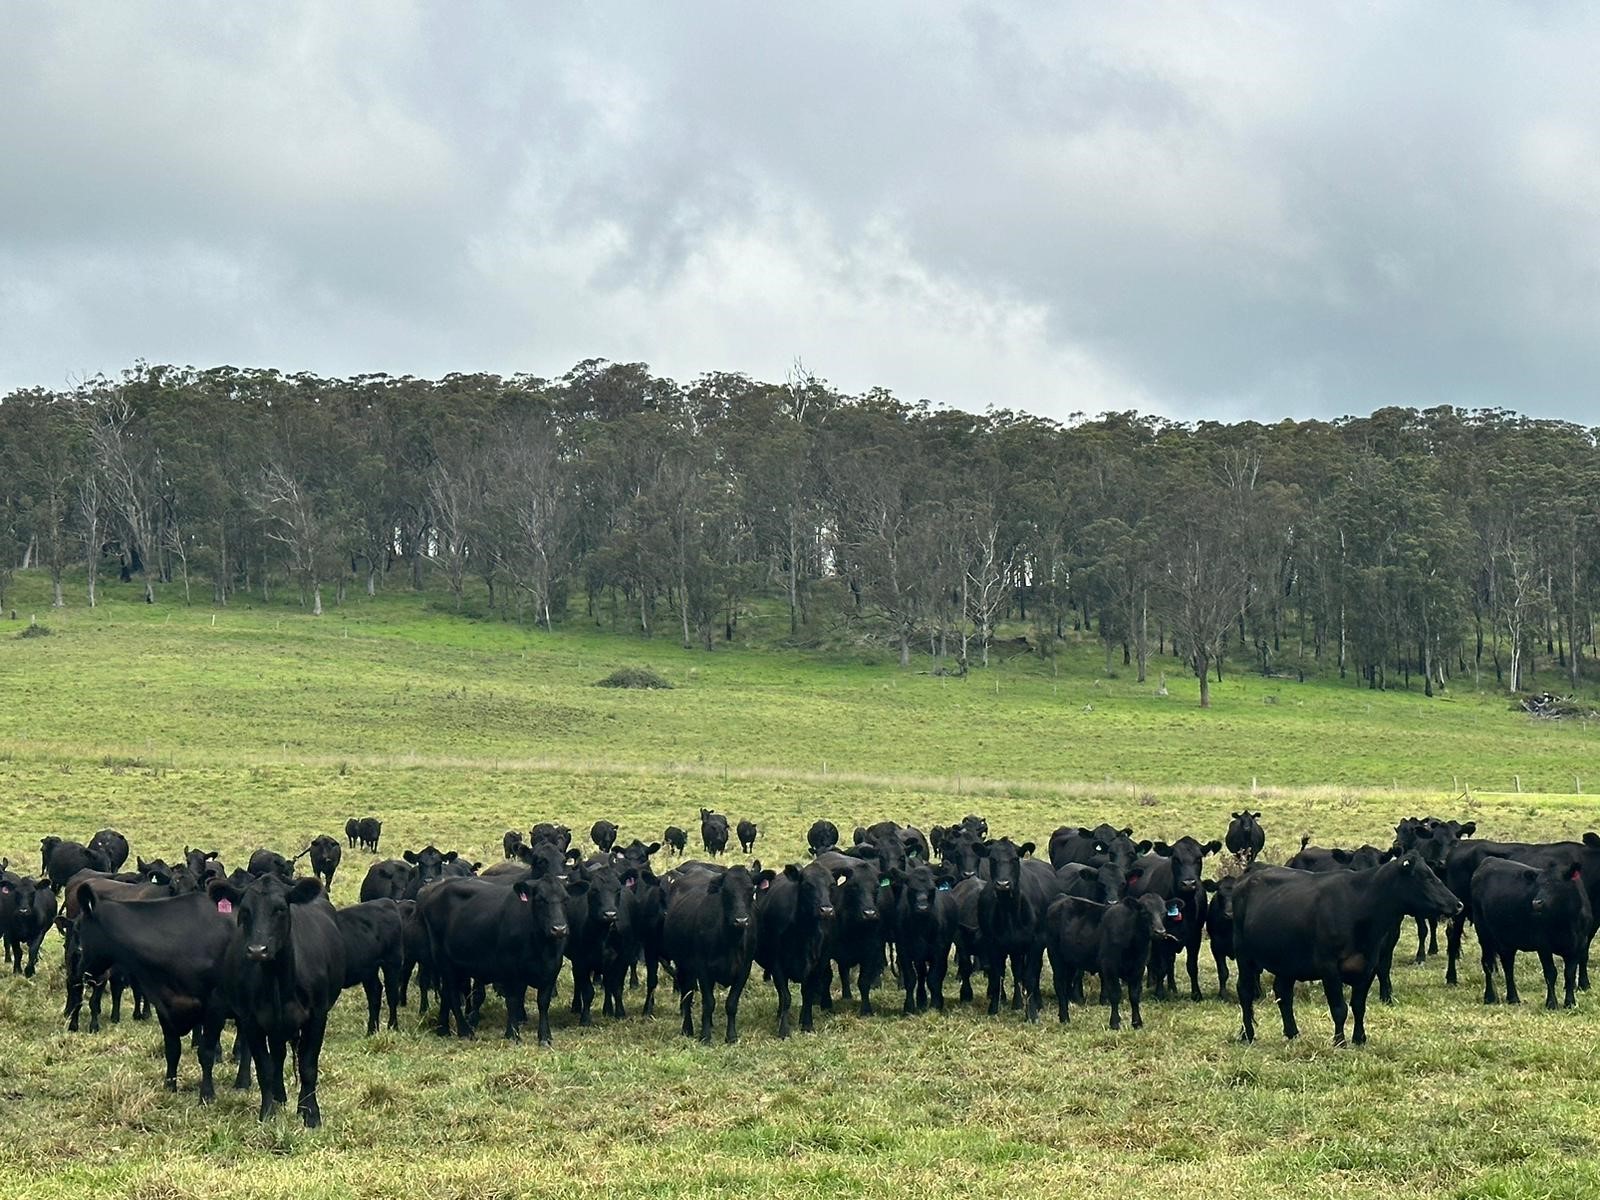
[2,574,1599,1198]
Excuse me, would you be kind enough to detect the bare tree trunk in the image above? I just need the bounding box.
[312,582,323,617]
[1197,650,1211,708]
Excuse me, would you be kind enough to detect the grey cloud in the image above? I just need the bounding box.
[2,2,1598,423]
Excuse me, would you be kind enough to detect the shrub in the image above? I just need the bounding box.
[595,666,674,690]
[17,624,51,639]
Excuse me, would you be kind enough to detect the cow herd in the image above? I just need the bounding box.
[1,806,1596,1129]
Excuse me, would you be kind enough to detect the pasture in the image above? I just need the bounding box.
[2,574,1599,1199]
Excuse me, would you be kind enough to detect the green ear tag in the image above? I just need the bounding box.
[879,878,892,888]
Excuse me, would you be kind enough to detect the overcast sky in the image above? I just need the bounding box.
[3,3,1598,423]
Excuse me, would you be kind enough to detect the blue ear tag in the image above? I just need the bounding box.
[937,881,952,891]
[1166,902,1180,917]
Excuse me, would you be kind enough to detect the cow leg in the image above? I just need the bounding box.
[1581,927,1593,991]
[725,976,746,1044]
[1502,949,1521,1005]
[1186,937,1203,1001]
[774,971,793,1037]
[643,951,659,1017]
[985,949,1005,1015]
[196,1014,220,1103]
[1538,949,1559,1010]
[361,977,381,1036]
[1050,951,1070,1023]
[930,950,948,1011]
[1322,977,1349,1046]
[698,976,716,1044]
[1445,910,1467,985]
[268,1035,289,1106]
[956,945,974,1003]
[160,1018,183,1092]
[233,1029,253,1089]
[1377,928,1396,1004]
[535,982,555,1047]
[900,951,917,1015]
[858,953,879,1018]
[1025,949,1043,1023]
[1349,974,1374,1044]
[1273,974,1298,1040]
[679,983,695,1038]
[383,963,401,1030]
[89,979,107,1033]
[295,1011,328,1127]
[1481,938,1499,1004]
[1564,952,1580,1009]
[1213,945,1230,1000]
[1128,969,1145,1030]
[800,969,821,1033]
[839,962,853,1002]
[1104,966,1122,1030]
[818,961,835,1011]
[1413,916,1428,965]
[1237,960,1259,1042]
[6,938,18,973]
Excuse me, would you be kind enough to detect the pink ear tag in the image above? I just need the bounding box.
[519,892,530,902]
[216,898,233,914]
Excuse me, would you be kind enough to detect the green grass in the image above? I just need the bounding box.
[2,571,1599,1198]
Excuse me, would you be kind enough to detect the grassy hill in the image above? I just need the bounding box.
[2,571,1599,1199]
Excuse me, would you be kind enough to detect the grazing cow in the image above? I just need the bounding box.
[737,819,759,855]
[41,837,111,889]
[89,829,130,872]
[357,817,383,853]
[1046,893,1175,1028]
[663,864,766,1043]
[975,838,1057,1023]
[1128,837,1221,1001]
[345,818,362,849]
[1472,858,1591,1009]
[700,809,730,857]
[591,820,619,855]
[1394,818,1475,961]
[503,830,524,860]
[0,871,57,976]
[211,875,344,1127]
[1203,876,1240,998]
[1233,850,1462,1046]
[1225,812,1265,863]
[334,897,406,1033]
[75,886,232,1100]
[402,845,460,889]
[754,862,840,1035]
[359,859,418,902]
[890,862,957,1014]
[807,820,841,857]
[247,849,293,880]
[813,852,890,1015]
[307,836,342,891]
[420,873,574,1044]
[1285,837,1390,872]
[663,826,688,857]
[1443,833,1600,989]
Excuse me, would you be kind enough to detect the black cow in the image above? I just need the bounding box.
[663,863,766,1043]
[934,825,984,882]
[402,845,460,889]
[891,862,957,1014]
[503,830,524,860]
[183,847,224,885]
[1472,857,1591,1009]
[59,871,167,1029]
[345,818,362,849]
[1394,818,1475,961]
[1233,850,1462,1046]
[357,817,383,853]
[1128,836,1220,1001]
[807,820,841,857]
[1203,876,1239,998]
[420,873,574,1044]
[1048,824,1148,872]
[737,819,759,855]
[1285,837,1390,872]
[1225,812,1265,863]
[813,852,889,1016]
[530,822,572,850]
[41,837,111,889]
[211,875,344,1127]
[663,826,688,857]
[308,835,342,891]
[754,862,840,1036]
[975,838,1057,1023]
[334,897,406,1033]
[359,859,418,902]
[75,886,232,1099]
[89,829,130,872]
[564,858,628,1025]
[0,871,57,976]
[395,898,433,1015]
[1443,833,1600,990]
[613,839,661,869]
[1046,893,1175,1028]
[700,809,730,857]
[247,849,293,880]
[591,820,619,854]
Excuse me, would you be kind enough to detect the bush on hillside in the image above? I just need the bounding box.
[595,666,673,690]
[17,624,51,639]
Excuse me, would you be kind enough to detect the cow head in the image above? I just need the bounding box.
[1530,861,1585,917]
[1388,850,1463,918]
[707,865,758,930]
[516,874,573,939]
[938,829,982,880]
[210,875,325,963]
[1151,836,1221,893]
[0,874,41,919]
[403,845,458,885]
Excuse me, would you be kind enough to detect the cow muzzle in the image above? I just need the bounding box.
[732,915,751,929]
[245,944,271,962]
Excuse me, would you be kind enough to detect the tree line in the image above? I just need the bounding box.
[1,361,1596,705]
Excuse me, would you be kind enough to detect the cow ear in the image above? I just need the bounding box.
[755,869,776,890]
[443,850,459,862]
[783,864,801,882]
[1203,879,1219,893]
[1204,841,1223,855]
[1076,827,1093,838]
[1019,842,1036,858]
[645,842,661,856]
[136,857,149,872]
[705,875,724,893]
[403,850,418,863]
[1415,827,1434,841]
[1153,842,1173,857]
[207,879,245,907]
[288,879,324,904]
[1135,840,1153,855]
[1252,812,1262,820]
[565,849,583,865]
[566,879,591,896]
[1458,822,1476,837]
[1125,867,1145,884]
[1331,849,1351,864]
[1583,832,1600,849]
[1120,827,1133,838]
[513,881,534,903]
